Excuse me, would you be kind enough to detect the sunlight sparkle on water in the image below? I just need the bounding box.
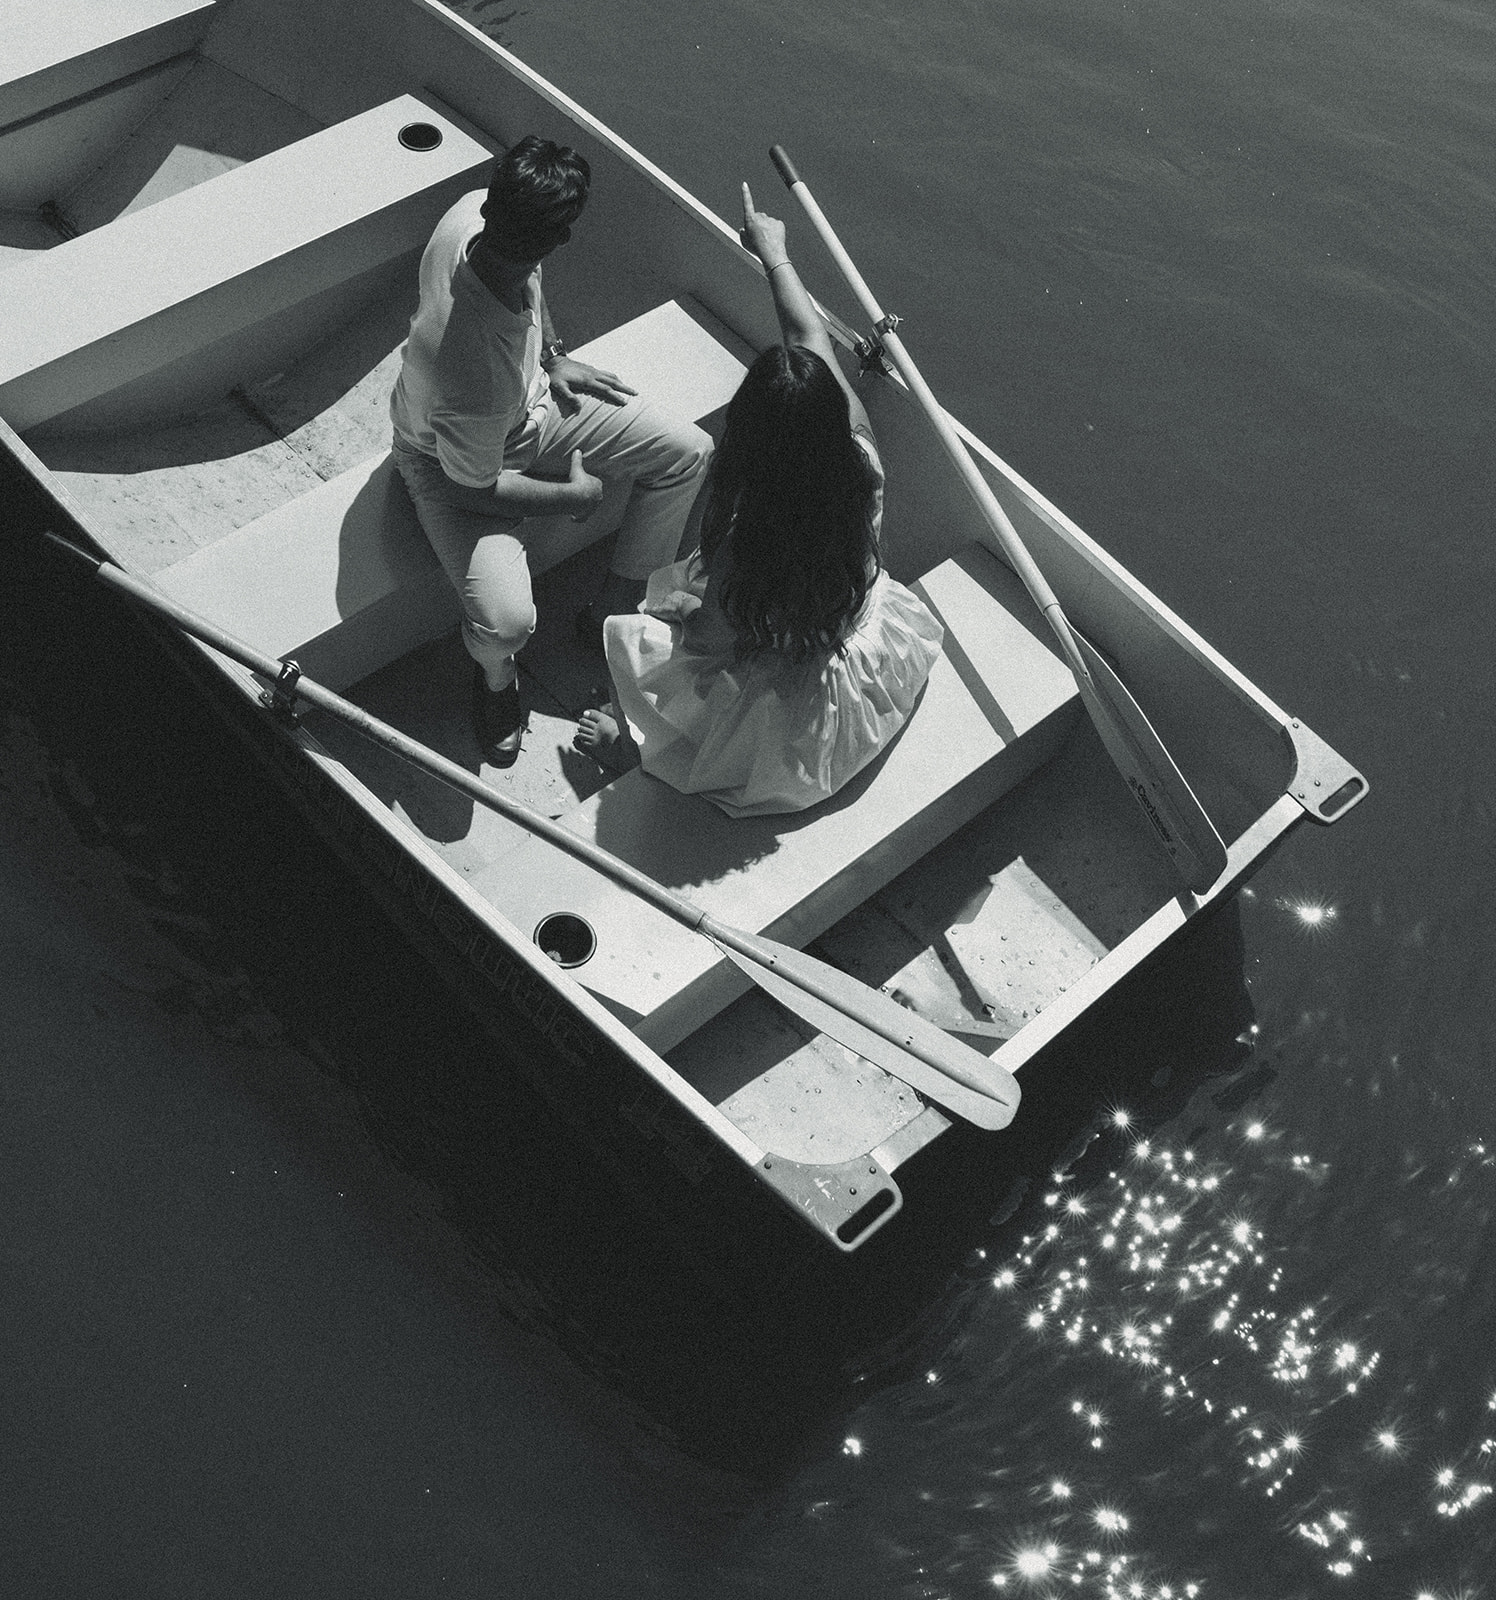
[1015,1544,1058,1577]
[983,1128,1477,1590]
[1436,1478,1493,1516]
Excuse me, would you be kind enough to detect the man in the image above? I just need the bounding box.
[390,135,711,765]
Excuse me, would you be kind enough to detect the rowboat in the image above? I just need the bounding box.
[0,0,1366,1253]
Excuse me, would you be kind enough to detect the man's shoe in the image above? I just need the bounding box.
[472,667,526,767]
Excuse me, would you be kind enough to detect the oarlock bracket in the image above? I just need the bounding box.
[259,659,305,725]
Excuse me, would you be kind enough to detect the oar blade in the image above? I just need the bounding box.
[711,924,1021,1120]
[1071,630,1229,894]
[717,943,1015,1131]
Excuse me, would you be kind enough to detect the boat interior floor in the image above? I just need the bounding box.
[28,278,1179,1159]
[39,287,413,571]
[306,537,631,873]
[295,561,1176,1160]
[315,606,1174,1156]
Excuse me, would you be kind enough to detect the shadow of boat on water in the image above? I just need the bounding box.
[253,878,1258,1484]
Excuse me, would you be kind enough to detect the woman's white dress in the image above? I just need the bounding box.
[601,437,944,818]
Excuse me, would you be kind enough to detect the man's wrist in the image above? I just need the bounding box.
[540,339,567,369]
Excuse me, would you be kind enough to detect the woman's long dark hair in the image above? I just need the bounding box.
[700,345,880,663]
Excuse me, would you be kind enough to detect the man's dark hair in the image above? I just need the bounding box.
[480,134,591,261]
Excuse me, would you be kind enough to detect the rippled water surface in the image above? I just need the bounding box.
[4,2,1493,1595]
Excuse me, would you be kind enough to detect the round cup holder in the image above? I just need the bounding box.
[533,912,596,969]
[398,122,443,152]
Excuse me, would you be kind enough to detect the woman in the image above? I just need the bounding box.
[573,184,943,816]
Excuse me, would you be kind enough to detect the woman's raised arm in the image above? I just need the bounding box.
[740,183,872,438]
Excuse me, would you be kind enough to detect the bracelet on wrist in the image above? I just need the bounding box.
[767,260,793,275]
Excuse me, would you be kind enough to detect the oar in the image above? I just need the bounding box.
[44,532,1019,1132]
[768,145,1229,895]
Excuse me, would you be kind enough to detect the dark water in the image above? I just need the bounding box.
[4,1,1494,1594]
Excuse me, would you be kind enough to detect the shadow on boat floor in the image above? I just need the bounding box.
[306,534,623,867]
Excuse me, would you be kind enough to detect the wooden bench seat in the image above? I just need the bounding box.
[0,91,495,431]
[151,299,753,689]
[470,542,1083,1053]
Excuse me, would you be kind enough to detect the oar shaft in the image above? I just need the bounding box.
[46,534,1018,1121]
[872,326,1088,678]
[45,534,704,933]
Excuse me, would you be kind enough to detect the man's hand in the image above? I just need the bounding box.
[566,449,605,522]
[547,358,637,415]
